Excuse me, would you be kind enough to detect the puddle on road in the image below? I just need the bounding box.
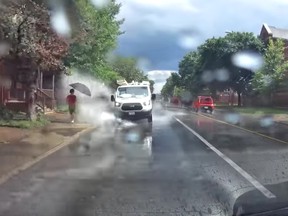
[39,119,155,180]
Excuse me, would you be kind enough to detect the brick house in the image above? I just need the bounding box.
[259,23,288,59]
[0,58,57,113]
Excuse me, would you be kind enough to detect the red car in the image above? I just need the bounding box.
[192,96,215,113]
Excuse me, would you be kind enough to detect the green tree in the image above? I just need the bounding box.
[161,73,181,99]
[252,39,288,96]
[65,0,123,82]
[173,86,185,97]
[110,56,147,82]
[161,76,174,99]
[109,56,155,91]
[178,51,203,95]
[178,32,264,106]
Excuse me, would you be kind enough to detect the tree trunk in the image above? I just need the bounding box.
[237,91,241,107]
[269,92,274,107]
[27,82,37,121]
[211,89,217,99]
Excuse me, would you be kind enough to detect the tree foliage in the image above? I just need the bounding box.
[65,0,123,81]
[168,32,264,106]
[0,0,69,71]
[109,56,155,92]
[161,73,181,98]
[178,51,203,94]
[252,39,288,95]
[110,56,147,82]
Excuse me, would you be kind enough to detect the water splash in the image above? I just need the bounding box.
[61,70,113,126]
[143,136,152,156]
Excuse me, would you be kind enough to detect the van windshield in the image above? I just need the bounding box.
[118,87,149,98]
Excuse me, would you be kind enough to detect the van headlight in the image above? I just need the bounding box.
[115,102,121,107]
[143,100,151,106]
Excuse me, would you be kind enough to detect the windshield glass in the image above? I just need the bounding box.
[200,98,212,103]
[117,87,149,97]
[2,0,288,216]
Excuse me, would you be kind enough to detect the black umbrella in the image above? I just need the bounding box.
[69,82,91,96]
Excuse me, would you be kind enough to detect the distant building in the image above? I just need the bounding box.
[259,23,288,59]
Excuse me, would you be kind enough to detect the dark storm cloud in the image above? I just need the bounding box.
[116,0,288,70]
[116,30,192,70]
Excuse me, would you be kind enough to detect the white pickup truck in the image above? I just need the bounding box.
[111,80,156,123]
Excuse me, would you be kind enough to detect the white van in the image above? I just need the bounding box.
[111,80,156,122]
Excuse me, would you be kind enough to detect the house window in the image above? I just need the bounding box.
[42,75,53,89]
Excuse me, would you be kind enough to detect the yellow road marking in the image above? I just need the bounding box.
[190,112,288,145]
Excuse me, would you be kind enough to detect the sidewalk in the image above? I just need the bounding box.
[0,112,95,184]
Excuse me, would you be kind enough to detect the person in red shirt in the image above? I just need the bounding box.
[66,89,77,123]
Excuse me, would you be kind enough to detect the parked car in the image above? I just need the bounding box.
[192,96,215,113]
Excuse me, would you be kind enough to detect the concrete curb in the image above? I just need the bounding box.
[0,126,96,186]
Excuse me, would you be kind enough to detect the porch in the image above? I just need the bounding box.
[0,70,57,113]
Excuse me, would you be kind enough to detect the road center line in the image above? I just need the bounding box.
[174,117,276,199]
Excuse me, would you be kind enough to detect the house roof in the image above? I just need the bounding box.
[262,23,288,40]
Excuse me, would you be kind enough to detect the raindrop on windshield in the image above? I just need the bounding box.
[106,51,117,64]
[262,75,273,87]
[215,68,229,81]
[202,70,214,83]
[137,58,151,72]
[90,0,109,8]
[0,42,10,56]
[231,51,263,71]
[125,130,141,143]
[260,117,274,127]
[178,29,202,49]
[224,113,240,124]
[50,9,71,37]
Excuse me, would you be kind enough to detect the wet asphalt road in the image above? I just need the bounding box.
[1,107,288,215]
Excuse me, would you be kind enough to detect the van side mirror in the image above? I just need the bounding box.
[111,95,115,102]
[151,94,156,100]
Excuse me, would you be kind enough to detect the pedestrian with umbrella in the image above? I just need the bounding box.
[67,82,91,123]
[66,88,77,123]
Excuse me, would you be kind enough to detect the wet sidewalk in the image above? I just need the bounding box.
[0,112,94,183]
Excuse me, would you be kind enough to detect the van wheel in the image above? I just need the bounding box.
[148,115,153,123]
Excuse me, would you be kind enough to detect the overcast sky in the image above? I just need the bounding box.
[115,0,288,93]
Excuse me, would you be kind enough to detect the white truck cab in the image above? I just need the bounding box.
[111,80,156,122]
